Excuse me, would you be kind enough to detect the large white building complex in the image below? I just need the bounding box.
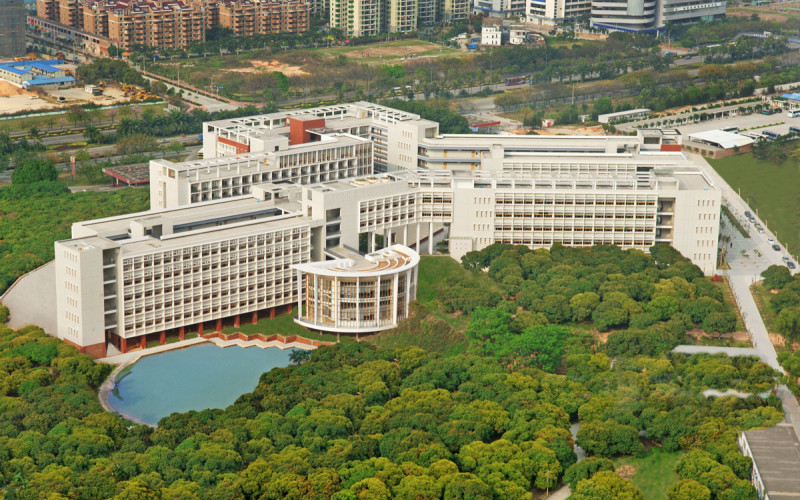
[524,0,724,32]
[56,102,721,357]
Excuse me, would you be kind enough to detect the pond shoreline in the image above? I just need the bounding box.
[97,334,326,427]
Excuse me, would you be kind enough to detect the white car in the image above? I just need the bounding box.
[768,238,775,245]
[789,110,800,118]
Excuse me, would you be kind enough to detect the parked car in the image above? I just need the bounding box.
[783,256,791,263]
[789,262,796,270]
[757,226,765,233]
[773,244,781,251]
[768,238,775,245]
[744,211,752,218]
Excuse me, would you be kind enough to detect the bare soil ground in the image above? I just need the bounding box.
[341,44,442,59]
[0,81,55,114]
[687,328,751,344]
[229,60,310,77]
[535,125,607,136]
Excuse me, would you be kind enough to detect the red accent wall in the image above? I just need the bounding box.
[288,116,326,145]
[61,338,107,359]
[661,144,682,152]
[218,136,250,154]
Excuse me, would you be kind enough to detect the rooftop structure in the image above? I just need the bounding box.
[0,59,75,89]
[688,130,755,150]
[598,108,651,124]
[739,424,800,500]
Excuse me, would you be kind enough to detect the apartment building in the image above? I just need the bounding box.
[473,0,524,17]
[386,0,417,33]
[329,0,383,37]
[0,0,27,58]
[658,0,725,26]
[217,0,309,37]
[37,0,308,49]
[294,245,418,334]
[525,0,591,27]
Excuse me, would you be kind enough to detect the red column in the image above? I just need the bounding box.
[159,331,166,345]
[179,326,185,341]
[121,338,128,354]
[251,311,258,325]
[287,304,293,314]
[197,323,204,336]
[234,315,240,328]
[216,318,222,333]
[270,307,276,319]
[140,336,146,349]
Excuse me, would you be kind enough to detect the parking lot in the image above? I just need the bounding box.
[619,107,799,137]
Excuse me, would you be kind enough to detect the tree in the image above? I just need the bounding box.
[571,471,643,500]
[593,97,614,118]
[762,265,793,290]
[570,292,600,322]
[576,419,644,458]
[29,126,41,142]
[116,134,159,156]
[11,156,58,184]
[84,125,103,144]
[563,457,615,490]
[76,152,103,184]
[668,479,711,500]
[510,325,570,372]
[775,307,800,340]
[166,141,185,156]
[701,311,736,335]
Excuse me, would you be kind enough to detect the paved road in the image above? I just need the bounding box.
[690,153,800,441]
[141,75,238,113]
[672,345,765,360]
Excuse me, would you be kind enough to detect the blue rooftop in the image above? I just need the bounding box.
[0,59,65,76]
[781,93,800,101]
[22,76,75,86]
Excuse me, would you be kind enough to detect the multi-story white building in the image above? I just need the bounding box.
[474,0,525,17]
[293,244,418,334]
[56,190,312,357]
[55,102,721,357]
[590,0,725,33]
[526,0,591,28]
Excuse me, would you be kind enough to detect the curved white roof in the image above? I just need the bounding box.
[293,244,419,278]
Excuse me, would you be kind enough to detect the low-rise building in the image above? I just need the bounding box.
[0,59,75,89]
[481,18,503,45]
[739,424,800,500]
[598,108,651,124]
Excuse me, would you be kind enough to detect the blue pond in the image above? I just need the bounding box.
[108,343,295,425]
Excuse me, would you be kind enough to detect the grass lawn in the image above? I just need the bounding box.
[613,448,685,500]
[708,153,800,261]
[309,39,462,64]
[219,310,339,343]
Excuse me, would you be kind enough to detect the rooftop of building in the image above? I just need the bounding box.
[62,194,306,254]
[743,424,800,498]
[164,133,369,174]
[205,101,429,133]
[687,129,755,150]
[294,244,419,277]
[598,108,651,118]
[0,59,65,75]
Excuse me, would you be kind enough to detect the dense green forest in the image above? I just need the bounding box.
[0,182,149,293]
[0,244,784,499]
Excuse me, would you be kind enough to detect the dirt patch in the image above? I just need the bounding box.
[686,328,751,344]
[0,81,30,97]
[769,333,788,348]
[596,331,611,344]
[341,44,440,59]
[535,125,606,136]
[229,60,310,77]
[616,465,636,479]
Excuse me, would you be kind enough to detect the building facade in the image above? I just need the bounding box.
[590,0,725,32]
[36,0,308,49]
[293,245,418,334]
[56,101,722,357]
[0,0,27,58]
